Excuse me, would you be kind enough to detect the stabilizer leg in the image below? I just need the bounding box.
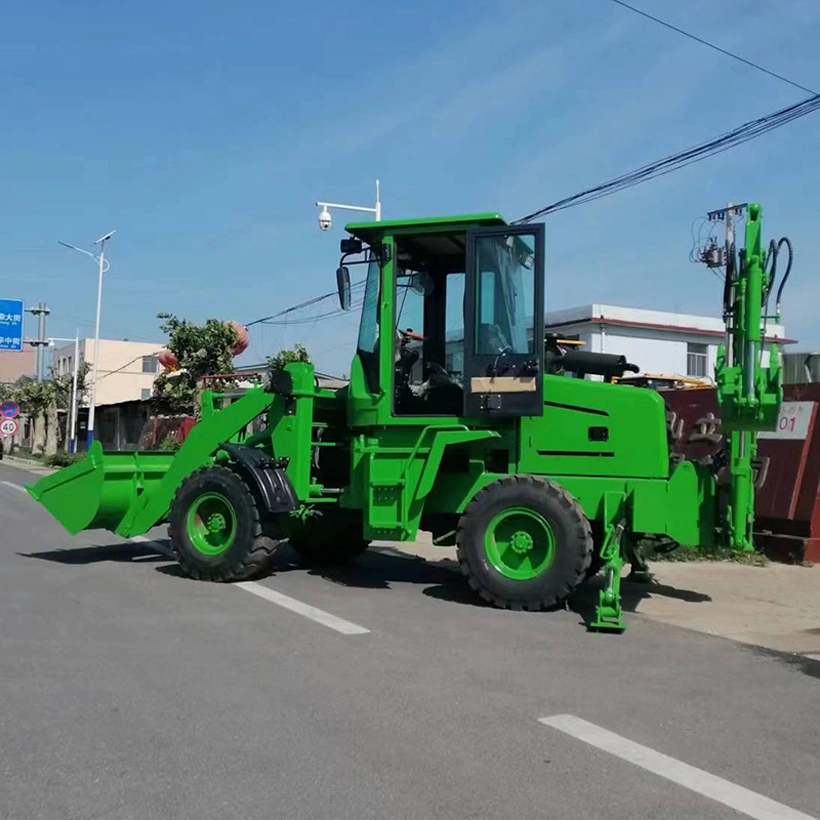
[590,520,626,633]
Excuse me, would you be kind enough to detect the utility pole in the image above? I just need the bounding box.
[49,334,81,453]
[724,202,735,366]
[25,302,51,381]
[58,229,115,447]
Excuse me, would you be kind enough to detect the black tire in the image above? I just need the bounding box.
[168,465,279,582]
[584,521,605,581]
[288,514,370,565]
[456,475,593,611]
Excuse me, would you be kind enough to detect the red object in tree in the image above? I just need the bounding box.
[225,320,249,356]
[157,349,178,370]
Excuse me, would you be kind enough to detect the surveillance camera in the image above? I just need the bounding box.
[318,207,332,231]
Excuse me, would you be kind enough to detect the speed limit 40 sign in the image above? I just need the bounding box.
[0,418,18,437]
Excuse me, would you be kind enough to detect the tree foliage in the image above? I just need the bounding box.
[0,361,90,455]
[152,312,238,415]
[51,362,91,411]
[1,361,89,417]
[267,343,311,371]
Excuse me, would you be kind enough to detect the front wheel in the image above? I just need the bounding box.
[456,475,592,610]
[169,465,279,582]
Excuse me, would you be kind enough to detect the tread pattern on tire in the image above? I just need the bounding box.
[168,465,278,583]
[456,475,593,611]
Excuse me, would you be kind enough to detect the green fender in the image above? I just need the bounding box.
[414,428,500,501]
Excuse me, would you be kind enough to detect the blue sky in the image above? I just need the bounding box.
[1,0,818,376]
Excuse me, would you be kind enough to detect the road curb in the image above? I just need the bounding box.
[0,456,56,476]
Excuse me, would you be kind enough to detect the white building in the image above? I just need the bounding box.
[53,338,163,406]
[544,304,791,381]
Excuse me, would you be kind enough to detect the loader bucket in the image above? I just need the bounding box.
[27,441,176,536]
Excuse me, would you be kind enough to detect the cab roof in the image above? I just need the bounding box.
[344,212,506,244]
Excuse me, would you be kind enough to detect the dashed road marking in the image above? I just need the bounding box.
[236,581,371,635]
[539,714,817,820]
[1,480,26,493]
[130,535,175,558]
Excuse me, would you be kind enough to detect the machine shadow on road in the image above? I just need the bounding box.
[19,542,170,565]
[154,543,495,605]
[568,573,713,628]
[22,538,713,627]
[156,543,713,624]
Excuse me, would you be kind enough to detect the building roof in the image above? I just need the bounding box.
[544,303,795,344]
[52,337,163,355]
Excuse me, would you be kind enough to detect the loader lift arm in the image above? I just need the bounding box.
[28,387,278,538]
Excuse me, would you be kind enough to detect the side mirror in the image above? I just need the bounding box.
[336,266,352,311]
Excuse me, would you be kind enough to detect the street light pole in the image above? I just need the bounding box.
[58,230,115,449]
[70,332,79,452]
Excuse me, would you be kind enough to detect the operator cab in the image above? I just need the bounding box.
[336,214,545,421]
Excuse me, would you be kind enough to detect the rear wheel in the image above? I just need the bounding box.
[169,465,278,582]
[287,514,370,565]
[456,475,592,610]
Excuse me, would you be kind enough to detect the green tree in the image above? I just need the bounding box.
[14,380,52,453]
[12,363,91,455]
[267,343,310,371]
[152,313,239,415]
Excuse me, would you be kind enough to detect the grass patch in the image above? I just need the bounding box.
[43,451,86,468]
[7,446,43,463]
[637,538,769,567]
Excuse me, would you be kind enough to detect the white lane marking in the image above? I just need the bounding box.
[539,715,817,820]
[1,480,26,493]
[130,535,175,558]
[235,581,370,635]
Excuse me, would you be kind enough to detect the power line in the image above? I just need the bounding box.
[514,92,820,224]
[241,37,819,336]
[607,0,818,97]
[245,280,365,327]
[257,301,364,326]
[95,350,163,381]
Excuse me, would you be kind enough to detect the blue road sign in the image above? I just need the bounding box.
[1,400,19,419]
[0,298,24,352]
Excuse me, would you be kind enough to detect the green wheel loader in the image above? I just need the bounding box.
[28,204,789,630]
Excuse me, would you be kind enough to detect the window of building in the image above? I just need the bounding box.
[141,388,152,401]
[142,355,159,374]
[686,342,708,377]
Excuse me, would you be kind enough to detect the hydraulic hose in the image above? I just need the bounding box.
[763,236,793,312]
[774,236,793,312]
[763,239,777,308]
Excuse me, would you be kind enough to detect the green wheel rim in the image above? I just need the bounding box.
[186,492,237,556]
[484,507,555,580]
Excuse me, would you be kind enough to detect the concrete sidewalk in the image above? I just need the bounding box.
[622,561,820,658]
[382,535,820,658]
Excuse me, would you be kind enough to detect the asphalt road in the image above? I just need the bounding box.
[1,460,818,820]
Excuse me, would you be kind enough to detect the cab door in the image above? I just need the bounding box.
[463,224,545,417]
